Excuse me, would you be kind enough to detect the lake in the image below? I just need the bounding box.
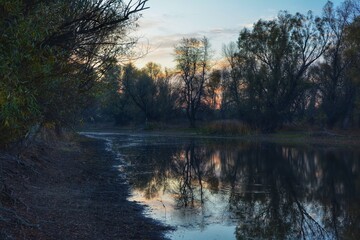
[83,132,360,240]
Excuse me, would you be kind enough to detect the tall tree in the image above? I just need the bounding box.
[312,0,359,128]
[344,2,360,127]
[174,37,211,127]
[234,11,328,131]
[221,42,247,118]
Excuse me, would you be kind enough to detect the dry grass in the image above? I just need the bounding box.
[202,120,255,136]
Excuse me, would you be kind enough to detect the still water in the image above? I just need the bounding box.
[84,132,360,240]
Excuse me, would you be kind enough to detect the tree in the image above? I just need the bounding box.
[233,11,328,131]
[221,42,247,119]
[206,69,222,110]
[0,0,148,143]
[142,62,162,80]
[312,0,359,128]
[344,4,360,127]
[153,74,180,121]
[121,64,156,122]
[120,63,178,123]
[174,37,212,127]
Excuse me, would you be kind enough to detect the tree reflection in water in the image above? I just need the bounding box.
[229,144,326,239]
[117,137,359,240]
[171,142,205,207]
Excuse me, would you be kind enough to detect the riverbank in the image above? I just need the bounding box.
[1,127,358,239]
[81,123,360,148]
[0,134,170,239]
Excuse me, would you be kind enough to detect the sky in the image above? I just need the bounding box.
[133,0,344,69]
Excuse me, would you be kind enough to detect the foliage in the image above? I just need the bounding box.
[82,0,360,132]
[3,0,360,139]
[310,0,359,128]
[89,62,179,125]
[233,11,327,131]
[90,0,360,132]
[0,0,148,143]
[219,0,360,130]
[206,69,222,109]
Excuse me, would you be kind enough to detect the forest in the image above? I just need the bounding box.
[0,0,359,143]
[86,0,360,133]
[0,1,359,239]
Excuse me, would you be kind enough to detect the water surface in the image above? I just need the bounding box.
[84,132,360,240]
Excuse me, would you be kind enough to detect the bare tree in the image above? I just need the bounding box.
[174,37,211,127]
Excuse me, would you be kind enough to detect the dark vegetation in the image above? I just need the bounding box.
[0,0,170,238]
[84,0,360,133]
[0,0,359,238]
[0,0,148,144]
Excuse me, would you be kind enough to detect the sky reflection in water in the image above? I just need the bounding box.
[85,133,360,240]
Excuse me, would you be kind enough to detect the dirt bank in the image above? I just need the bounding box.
[0,135,170,239]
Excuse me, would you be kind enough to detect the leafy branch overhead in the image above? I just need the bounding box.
[0,0,148,143]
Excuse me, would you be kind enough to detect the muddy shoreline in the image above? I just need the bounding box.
[0,135,171,239]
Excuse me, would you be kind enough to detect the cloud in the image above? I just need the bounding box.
[133,24,254,68]
[146,27,242,47]
[135,29,238,68]
[208,27,239,35]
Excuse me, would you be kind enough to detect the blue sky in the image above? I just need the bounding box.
[133,0,344,69]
